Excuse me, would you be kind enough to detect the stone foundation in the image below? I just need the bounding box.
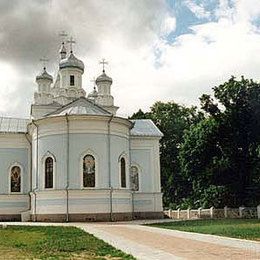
[133,211,164,220]
[30,211,163,222]
[0,214,21,222]
[0,211,163,222]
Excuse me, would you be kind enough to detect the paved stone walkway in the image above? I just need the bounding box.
[77,223,260,260]
[1,221,260,259]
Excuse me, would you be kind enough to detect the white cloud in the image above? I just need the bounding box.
[0,62,21,116]
[160,16,176,36]
[185,0,211,19]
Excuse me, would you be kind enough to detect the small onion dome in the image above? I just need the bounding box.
[87,87,98,99]
[96,71,112,84]
[59,52,84,71]
[36,67,53,82]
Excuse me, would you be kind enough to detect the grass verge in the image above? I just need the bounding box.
[149,219,260,241]
[0,225,135,259]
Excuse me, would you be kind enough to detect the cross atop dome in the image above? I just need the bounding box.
[67,36,76,53]
[99,58,108,73]
[90,77,96,89]
[59,31,68,44]
[40,57,49,70]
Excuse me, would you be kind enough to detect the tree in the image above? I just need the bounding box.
[180,76,260,207]
[130,109,149,120]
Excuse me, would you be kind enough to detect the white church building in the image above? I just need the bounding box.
[0,41,163,222]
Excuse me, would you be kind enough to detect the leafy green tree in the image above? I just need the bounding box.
[179,118,230,207]
[130,109,150,120]
[180,76,260,207]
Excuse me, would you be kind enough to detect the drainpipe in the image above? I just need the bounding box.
[24,132,32,211]
[31,120,39,222]
[128,125,134,220]
[108,114,114,221]
[65,114,69,222]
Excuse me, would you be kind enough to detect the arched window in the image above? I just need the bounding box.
[83,154,95,187]
[45,157,53,189]
[130,166,139,191]
[10,166,21,193]
[120,158,126,188]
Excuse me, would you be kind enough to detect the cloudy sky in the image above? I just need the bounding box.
[1,0,260,118]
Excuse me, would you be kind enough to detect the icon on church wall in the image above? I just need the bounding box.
[11,166,21,192]
[83,154,95,187]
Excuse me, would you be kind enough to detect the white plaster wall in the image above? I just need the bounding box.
[0,134,30,194]
[31,190,161,215]
[31,189,132,214]
[29,116,163,215]
[0,195,30,214]
[31,116,131,191]
[112,190,132,213]
[133,192,163,212]
[59,68,83,89]
[31,104,61,119]
[130,137,162,193]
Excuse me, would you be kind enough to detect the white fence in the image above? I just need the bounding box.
[164,205,260,220]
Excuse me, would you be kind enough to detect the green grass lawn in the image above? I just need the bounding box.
[0,225,135,260]
[149,219,260,241]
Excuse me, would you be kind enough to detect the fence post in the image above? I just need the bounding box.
[177,208,180,219]
[168,209,172,218]
[187,208,190,220]
[198,207,202,219]
[224,206,228,218]
[239,207,244,218]
[257,205,260,219]
[210,207,214,219]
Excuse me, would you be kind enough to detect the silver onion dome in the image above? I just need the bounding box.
[59,52,84,71]
[95,71,112,84]
[88,87,98,99]
[36,67,53,82]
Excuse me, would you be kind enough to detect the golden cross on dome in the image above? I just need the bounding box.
[67,36,76,53]
[99,58,108,73]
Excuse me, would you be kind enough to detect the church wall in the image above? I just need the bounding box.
[59,67,83,89]
[133,192,163,212]
[130,137,161,193]
[34,132,131,190]
[0,134,30,194]
[110,134,130,189]
[31,104,61,120]
[68,133,109,189]
[0,134,30,219]
[0,148,30,194]
[31,189,132,216]
[28,116,163,221]
[31,116,132,191]
[130,137,163,214]
[130,148,152,192]
[36,134,67,190]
